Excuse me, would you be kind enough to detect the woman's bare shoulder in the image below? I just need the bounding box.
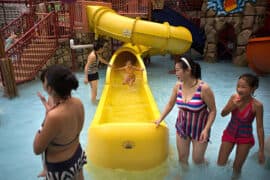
[72,97,84,107]
[47,99,83,125]
[44,108,64,128]
[201,80,209,87]
[87,51,96,61]
[173,81,181,90]
[201,80,214,92]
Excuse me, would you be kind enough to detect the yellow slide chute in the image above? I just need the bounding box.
[86,6,192,170]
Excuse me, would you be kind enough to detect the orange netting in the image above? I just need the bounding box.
[151,0,164,10]
[111,0,150,18]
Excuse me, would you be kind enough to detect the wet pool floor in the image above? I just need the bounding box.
[0,55,269,180]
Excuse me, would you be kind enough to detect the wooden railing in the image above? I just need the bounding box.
[4,12,58,84]
[0,12,33,40]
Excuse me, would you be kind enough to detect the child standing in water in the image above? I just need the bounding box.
[217,73,265,175]
[84,40,112,104]
[115,60,144,86]
[5,31,17,50]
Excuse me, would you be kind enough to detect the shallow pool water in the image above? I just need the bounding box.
[0,55,269,180]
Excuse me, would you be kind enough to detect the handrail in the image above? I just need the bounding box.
[5,12,53,56]
[1,13,26,32]
[0,1,74,91]
[4,12,59,84]
[0,13,33,40]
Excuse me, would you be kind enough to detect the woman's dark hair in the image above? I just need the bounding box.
[175,56,201,79]
[93,40,104,51]
[239,73,259,89]
[40,68,48,83]
[42,65,79,98]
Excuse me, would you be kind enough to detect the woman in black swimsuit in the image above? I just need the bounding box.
[34,65,86,180]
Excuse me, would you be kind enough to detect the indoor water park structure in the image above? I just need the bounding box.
[0,0,270,179]
[1,0,270,96]
[0,0,270,98]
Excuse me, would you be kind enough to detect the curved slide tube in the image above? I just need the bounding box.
[86,6,192,55]
[152,6,205,54]
[246,36,270,75]
[87,44,169,170]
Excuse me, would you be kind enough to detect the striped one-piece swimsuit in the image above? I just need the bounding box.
[175,81,209,140]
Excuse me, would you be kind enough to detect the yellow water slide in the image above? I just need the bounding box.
[87,44,168,170]
[86,6,192,170]
[87,5,192,55]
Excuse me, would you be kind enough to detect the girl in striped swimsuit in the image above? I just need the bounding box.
[217,73,265,175]
[155,57,216,165]
[84,40,112,104]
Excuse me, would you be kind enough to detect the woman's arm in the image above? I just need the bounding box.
[37,92,53,112]
[33,111,61,155]
[98,54,112,67]
[155,83,179,126]
[221,94,238,117]
[255,100,265,164]
[200,83,216,140]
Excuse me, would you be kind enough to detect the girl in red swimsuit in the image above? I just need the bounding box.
[217,73,265,175]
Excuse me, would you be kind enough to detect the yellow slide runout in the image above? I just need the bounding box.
[86,5,192,55]
[87,44,169,170]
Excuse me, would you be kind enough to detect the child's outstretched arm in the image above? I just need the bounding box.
[114,66,126,71]
[133,66,144,71]
[255,100,265,164]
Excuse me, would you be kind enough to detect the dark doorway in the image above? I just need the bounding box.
[217,23,236,61]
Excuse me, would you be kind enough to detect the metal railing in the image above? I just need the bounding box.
[111,0,150,19]
[0,12,33,40]
[4,12,58,84]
